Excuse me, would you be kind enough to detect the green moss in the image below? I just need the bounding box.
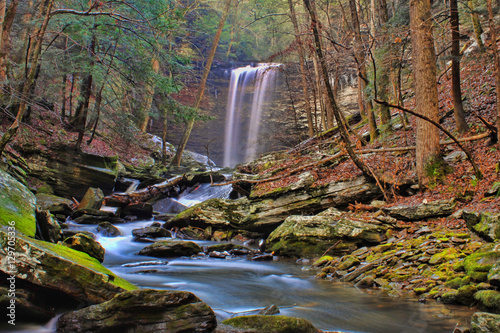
[414,287,428,295]
[474,290,500,311]
[34,238,136,291]
[0,169,36,237]
[445,276,471,289]
[313,256,333,267]
[223,315,318,333]
[464,251,500,282]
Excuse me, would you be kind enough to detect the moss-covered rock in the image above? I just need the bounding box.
[382,198,456,221]
[0,169,36,236]
[489,260,500,287]
[474,290,500,312]
[0,229,136,308]
[63,233,105,263]
[222,315,319,333]
[464,250,500,282]
[471,312,500,333]
[57,289,216,333]
[463,210,500,241]
[137,240,201,257]
[266,212,387,257]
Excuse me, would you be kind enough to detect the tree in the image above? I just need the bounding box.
[288,0,315,138]
[487,0,500,143]
[450,0,468,132]
[0,0,53,155]
[409,0,442,187]
[0,0,19,83]
[171,0,232,166]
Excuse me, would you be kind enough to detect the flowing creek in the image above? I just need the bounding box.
[13,185,475,333]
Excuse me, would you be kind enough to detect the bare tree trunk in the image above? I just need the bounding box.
[171,0,232,166]
[304,0,375,181]
[410,0,442,187]
[0,0,53,156]
[61,74,67,118]
[487,0,500,143]
[450,0,468,132]
[469,0,484,52]
[288,0,315,138]
[0,0,19,84]
[349,0,378,140]
[139,57,160,132]
[69,73,75,117]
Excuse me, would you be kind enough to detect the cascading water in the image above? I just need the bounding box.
[223,63,280,167]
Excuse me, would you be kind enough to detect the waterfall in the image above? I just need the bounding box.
[223,63,280,167]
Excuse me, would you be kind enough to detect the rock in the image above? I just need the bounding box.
[207,243,253,255]
[63,233,106,263]
[258,304,280,315]
[97,222,122,237]
[0,168,37,236]
[382,198,456,221]
[153,197,189,214]
[26,148,117,200]
[355,275,375,288]
[77,187,104,210]
[266,211,388,257]
[132,226,171,239]
[137,240,201,257]
[488,260,500,287]
[0,286,55,322]
[120,202,153,219]
[474,290,500,312]
[35,209,62,243]
[74,213,125,225]
[57,289,216,333]
[35,193,74,216]
[222,315,319,333]
[61,229,96,240]
[184,171,226,186]
[471,312,500,333]
[463,210,500,242]
[464,250,500,283]
[169,176,380,236]
[444,151,467,164]
[0,229,136,309]
[485,182,500,197]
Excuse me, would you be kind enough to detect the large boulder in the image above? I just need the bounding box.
[169,176,380,236]
[97,222,122,237]
[463,210,500,242]
[138,240,201,257]
[471,312,500,333]
[57,289,217,333]
[266,208,389,257]
[35,193,74,216]
[489,260,500,287]
[62,233,105,263]
[222,315,319,333]
[132,226,171,239]
[382,198,456,221]
[0,229,136,309]
[77,187,104,210]
[0,168,37,236]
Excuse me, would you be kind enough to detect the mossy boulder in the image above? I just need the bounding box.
[464,250,500,282]
[0,229,136,308]
[463,210,500,241]
[382,198,456,221]
[0,169,37,236]
[489,260,500,287]
[471,312,500,333]
[57,289,216,333]
[63,233,105,263]
[169,176,380,237]
[266,211,388,257]
[137,240,201,257]
[474,290,500,312]
[222,315,319,333]
[97,222,122,237]
[35,193,73,216]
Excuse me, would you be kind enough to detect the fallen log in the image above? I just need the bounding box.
[104,176,184,207]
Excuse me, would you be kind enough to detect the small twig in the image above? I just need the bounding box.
[321,240,342,257]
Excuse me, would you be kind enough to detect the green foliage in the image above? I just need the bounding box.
[425,157,453,186]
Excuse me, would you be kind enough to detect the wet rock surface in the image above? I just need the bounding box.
[222,315,319,333]
[137,240,202,257]
[57,289,217,333]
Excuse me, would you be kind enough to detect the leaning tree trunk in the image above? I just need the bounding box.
[139,57,160,132]
[487,0,500,143]
[0,0,19,84]
[288,0,315,138]
[170,0,232,166]
[0,0,53,156]
[349,0,378,141]
[303,0,375,182]
[450,0,468,132]
[410,0,442,187]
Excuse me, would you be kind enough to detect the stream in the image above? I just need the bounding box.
[11,185,475,333]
